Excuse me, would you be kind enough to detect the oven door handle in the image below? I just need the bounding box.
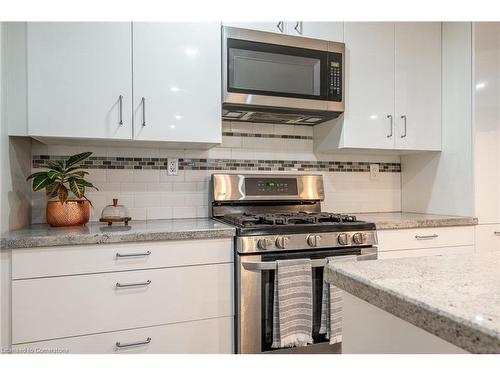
[241,248,377,271]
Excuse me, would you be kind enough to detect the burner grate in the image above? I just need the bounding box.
[222,212,359,227]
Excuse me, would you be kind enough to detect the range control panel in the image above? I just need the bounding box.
[328,52,342,101]
[245,177,298,196]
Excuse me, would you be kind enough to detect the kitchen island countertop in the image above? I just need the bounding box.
[324,251,500,353]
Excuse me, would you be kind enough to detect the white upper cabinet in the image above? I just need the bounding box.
[222,22,287,34]
[394,22,442,151]
[223,21,344,42]
[286,22,343,42]
[27,23,133,140]
[132,23,221,144]
[342,22,396,149]
[316,22,442,152]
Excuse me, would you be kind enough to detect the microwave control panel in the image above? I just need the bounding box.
[328,53,343,102]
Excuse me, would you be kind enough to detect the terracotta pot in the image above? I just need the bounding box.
[46,200,91,227]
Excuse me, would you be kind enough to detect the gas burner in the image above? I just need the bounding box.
[222,212,359,227]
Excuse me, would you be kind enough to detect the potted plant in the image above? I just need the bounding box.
[27,152,98,227]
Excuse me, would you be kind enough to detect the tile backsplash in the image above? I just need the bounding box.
[30,122,402,223]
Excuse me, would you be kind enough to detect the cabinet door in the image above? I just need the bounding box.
[394,22,442,151]
[27,22,132,139]
[222,21,286,34]
[342,22,395,149]
[287,22,343,42]
[133,23,221,143]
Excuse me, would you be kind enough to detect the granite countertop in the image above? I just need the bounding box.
[352,212,478,230]
[1,218,236,250]
[325,252,500,353]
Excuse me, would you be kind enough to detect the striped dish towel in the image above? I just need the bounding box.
[319,255,358,344]
[271,258,314,349]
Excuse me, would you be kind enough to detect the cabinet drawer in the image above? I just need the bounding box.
[12,317,233,354]
[12,263,233,344]
[377,245,474,259]
[475,224,500,252]
[12,238,233,279]
[376,226,474,252]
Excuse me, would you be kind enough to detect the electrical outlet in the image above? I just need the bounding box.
[369,164,379,180]
[167,158,178,176]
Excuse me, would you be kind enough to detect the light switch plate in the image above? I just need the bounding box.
[167,158,179,176]
[369,164,379,180]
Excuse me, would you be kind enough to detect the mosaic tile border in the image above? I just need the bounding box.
[32,155,401,173]
[222,131,313,140]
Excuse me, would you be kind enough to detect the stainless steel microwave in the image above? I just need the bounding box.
[222,26,345,126]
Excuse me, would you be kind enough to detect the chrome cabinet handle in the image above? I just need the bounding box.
[115,280,151,288]
[401,115,407,138]
[294,21,302,34]
[386,114,393,138]
[115,337,151,348]
[118,95,123,125]
[494,231,500,236]
[141,97,146,127]
[415,234,438,240]
[276,21,284,33]
[116,251,151,258]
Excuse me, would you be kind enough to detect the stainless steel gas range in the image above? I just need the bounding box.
[210,173,378,354]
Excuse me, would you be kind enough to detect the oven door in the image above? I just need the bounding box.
[222,27,344,113]
[235,247,377,354]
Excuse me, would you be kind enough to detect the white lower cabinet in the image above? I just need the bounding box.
[376,226,475,259]
[12,317,233,354]
[11,239,234,353]
[474,224,500,252]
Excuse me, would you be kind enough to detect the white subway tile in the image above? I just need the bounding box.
[160,170,185,183]
[172,182,198,192]
[172,206,197,219]
[121,182,147,192]
[146,207,173,220]
[107,169,133,183]
[184,170,210,182]
[159,149,186,158]
[133,169,160,183]
[221,135,242,148]
[133,193,162,208]
[161,192,186,207]
[196,206,210,218]
[129,208,147,221]
[252,123,274,134]
[183,193,206,207]
[146,183,173,192]
[206,147,232,159]
[230,122,253,133]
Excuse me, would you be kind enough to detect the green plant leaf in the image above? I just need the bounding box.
[47,170,63,181]
[46,161,65,172]
[78,180,99,190]
[65,166,89,174]
[46,182,61,199]
[32,174,53,191]
[26,171,48,181]
[82,194,93,207]
[69,178,85,199]
[65,152,92,169]
[58,184,68,204]
[66,171,89,180]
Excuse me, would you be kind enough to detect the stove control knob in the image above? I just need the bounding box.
[338,233,350,246]
[307,234,322,247]
[352,232,364,245]
[257,238,273,251]
[275,236,290,249]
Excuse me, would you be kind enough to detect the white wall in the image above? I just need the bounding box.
[401,22,474,216]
